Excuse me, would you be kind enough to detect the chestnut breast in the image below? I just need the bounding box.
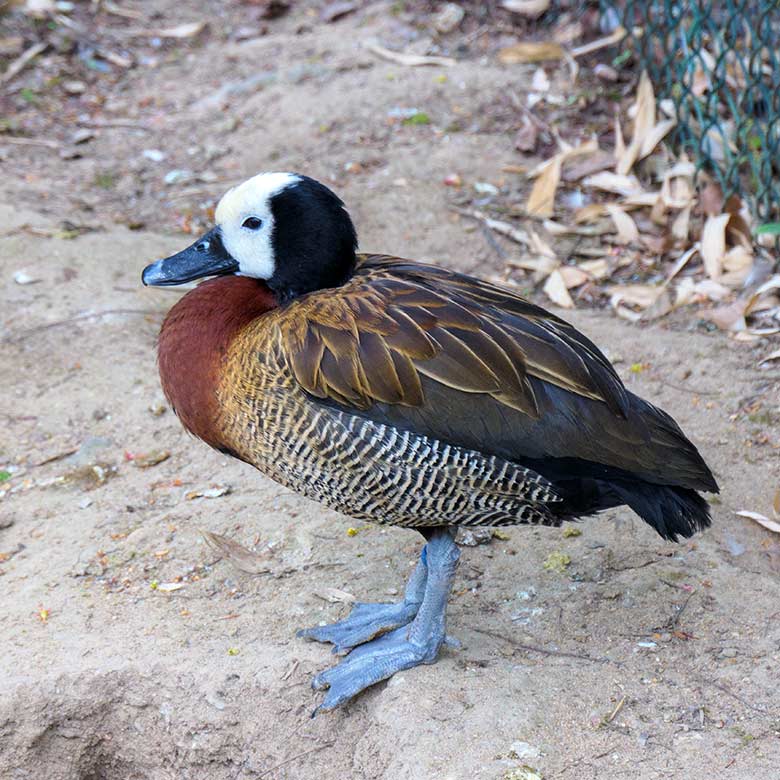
[157,276,278,450]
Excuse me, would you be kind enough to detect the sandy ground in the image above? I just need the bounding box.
[2,4,779,779]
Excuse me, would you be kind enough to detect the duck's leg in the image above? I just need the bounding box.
[297,551,428,653]
[309,527,460,713]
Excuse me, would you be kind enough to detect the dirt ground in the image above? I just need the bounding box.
[2,3,779,779]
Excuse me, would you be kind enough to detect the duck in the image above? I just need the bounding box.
[142,172,718,713]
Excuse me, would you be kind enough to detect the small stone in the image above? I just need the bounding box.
[71,128,94,145]
[720,647,738,658]
[142,148,166,163]
[78,497,92,509]
[433,2,465,33]
[148,401,167,417]
[13,270,40,285]
[0,517,14,530]
[62,80,86,95]
[508,740,541,760]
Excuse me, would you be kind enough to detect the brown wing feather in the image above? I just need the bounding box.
[274,254,627,419]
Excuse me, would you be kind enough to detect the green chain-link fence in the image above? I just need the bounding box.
[612,0,780,224]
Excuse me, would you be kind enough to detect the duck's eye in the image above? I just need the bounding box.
[242,217,263,230]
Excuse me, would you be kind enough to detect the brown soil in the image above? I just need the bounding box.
[1,3,779,779]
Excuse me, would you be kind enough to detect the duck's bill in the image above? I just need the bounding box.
[142,228,238,286]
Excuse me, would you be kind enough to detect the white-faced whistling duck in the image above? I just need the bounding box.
[142,172,718,713]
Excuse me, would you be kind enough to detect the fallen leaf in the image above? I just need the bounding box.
[758,348,780,368]
[605,204,639,243]
[558,265,590,288]
[700,213,730,280]
[313,587,357,603]
[608,283,662,310]
[736,510,780,534]
[186,485,231,500]
[617,71,656,175]
[774,490,780,519]
[502,0,550,17]
[583,171,643,196]
[578,258,610,279]
[526,155,561,218]
[156,582,185,593]
[498,41,564,64]
[202,530,273,574]
[543,269,574,308]
[132,449,170,468]
[699,178,724,216]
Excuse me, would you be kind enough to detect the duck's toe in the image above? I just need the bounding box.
[311,624,445,713]
[297,599,421,653]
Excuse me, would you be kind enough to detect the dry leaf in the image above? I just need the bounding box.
[700,299,747,331]
[774,490,780,519]
[694,279,732,301]
[526,155,561,218]
[606,204,639,243]
[735,510,780,535]
[700,213,730,280]
[558,265,590,288]
[313,587,357,603]
[574,203,608,223]
[608,284,662,310]
[578,258,610,279]
[617,71,655,175]
[498,41,564,64]
[156,582,185,593]
[543,270,574,308]
[527,228,556,259]
[671,205,691,241]
[583,171,643,196]
[699,178,724,216]
[502,0,550,17]
[758,348,780,368]
[202,530,274,574]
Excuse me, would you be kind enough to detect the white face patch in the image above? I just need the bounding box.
[215,172,301,280]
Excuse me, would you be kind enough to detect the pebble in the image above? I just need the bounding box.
[433,2,465,33]
[720,647,738,658]
[78,497,92,509]
[143,149,166,163]
[508,741,541,760]
[62,80,86,95]
[13,270,40,285]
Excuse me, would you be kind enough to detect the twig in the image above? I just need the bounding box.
[78,118,150,131]
[478,222,507,261]
[4,309,159,343]
[366,43,455,67]
[0,136,61,150]
[257,742,335,778]
[654,378,721,397]
[450,207,530,247]
[571,27,626,58]
[667,589,696,630]
[600,695,626,726]
[471,626,614,664]
[1,42,48,86]
[697,678,767,714]
[32,447,79,467]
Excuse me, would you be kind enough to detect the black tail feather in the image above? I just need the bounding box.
[608,480,713,542]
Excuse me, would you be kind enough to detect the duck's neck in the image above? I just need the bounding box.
[157,276,278,450]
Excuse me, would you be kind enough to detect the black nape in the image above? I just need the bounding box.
[268,175,358,301]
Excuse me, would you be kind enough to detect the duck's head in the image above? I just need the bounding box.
[142,172,358,300]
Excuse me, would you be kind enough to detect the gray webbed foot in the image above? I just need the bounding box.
[303,528,460,713]
[297,556,428,653]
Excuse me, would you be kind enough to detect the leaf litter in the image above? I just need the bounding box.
[452,59,779,365]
